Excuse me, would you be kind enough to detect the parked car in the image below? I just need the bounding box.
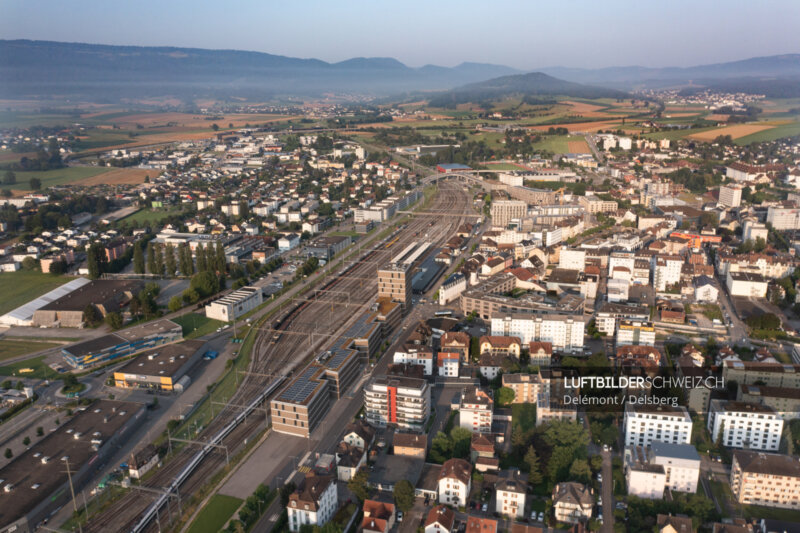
[530,511,537,521]
[397,511,403,522]
[481,503,488,512]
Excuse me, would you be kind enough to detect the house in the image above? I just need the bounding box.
[393,432,427,458]
[129,445,158,479]
[278,233,301,251]
[466,516,498,533]
[495,470,527,519]
[552,482,593,524]
[479,335,522,357]
[287,473,337,532]
[693,275,719,303]
[470,433,496,463]
[657,514,694,533]
[438,352,460,377]
[438,458,472,507]
[528,342,553,368]
[441,331,471,360]
[335,442,366,482]
[361,500,395,533]
[479,352,510,380]
[459,387,494,434]
[342,420,375,451]
[425,505,455,533]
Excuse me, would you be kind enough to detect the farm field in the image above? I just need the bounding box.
[0,271,73,316]
[735,121,800,144]
[689,123,774,141]
[531,135,589,154]
[9,166,110,190]
[76,167,153,186]
[0,339,62,362]
[567,139,591,153]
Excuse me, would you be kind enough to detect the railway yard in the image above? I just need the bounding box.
[81,178,475,532]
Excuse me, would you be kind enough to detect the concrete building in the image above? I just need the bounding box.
[552,482,593,524]
[378,263,412,314]
[624,404,693,448]
[491,313,585,353]
[651,441,701,494]
[438,459,472,507]
[112,340,205,392]
[727,271,768,298]
[739,384,800,420]
[743,220,769,243]
[502,373,545,404]
[439,273,467,305]
[205,286,263,322]
[624,445,666,499]
[596,303,650,336]
[708,400,784,451]
[730,450,800,509]
[459,387,494,434]
[393,348,434,376]
[654,255,683,292]
[287,473,337,532]
[579,195,618,214]
[616,320,656,347]
[305,235,351,261]
[723,361,800,389]
[271,366,331,438]
[364,376,430,431]
[719,185,743,208]
[767,206,800,231]
[559,249,586,271]
[491,200,527,228]
[437,352,460,378]
[278,233,301,251]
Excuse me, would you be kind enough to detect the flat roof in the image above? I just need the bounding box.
[115,318,181,342]
[0,400,143,528]
[64,333,126,357]
[274,365,328,405]
[115,340,205,378]
[39,280,141,312]
[650,441,701,462]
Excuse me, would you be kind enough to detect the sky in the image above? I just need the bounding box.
[1,0,798,70]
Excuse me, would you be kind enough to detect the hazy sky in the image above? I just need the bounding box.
[1,0,798,70]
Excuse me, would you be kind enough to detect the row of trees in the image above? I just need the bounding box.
[134,241,226,278]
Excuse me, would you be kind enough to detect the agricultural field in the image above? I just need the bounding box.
[0,270,73,316]
[9,166,110,190]
[530,135,584,154]
[76,167,153,186]
[689,123,775,141]
[567,139,591,153]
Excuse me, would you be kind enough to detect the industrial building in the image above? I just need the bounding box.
[62,318,183,369]
[205,286,263,322]
[112,340,206,392]
[32,280,143,328]
[0,277,92,327]
[304,235,352,261]
[0,400,145,533]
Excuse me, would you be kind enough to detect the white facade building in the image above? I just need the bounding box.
[653,256,683,291]
[726,271,768,298]
[559,249,586,271]
[287,474,337,532]
[204,286,263,322]
[650,441,701,494]
[708,400,784,452]
[742,220,769,243]
[491,314,585,352]
[624,404,693,448]
[438,459,472,507]
[459,388,494,434]
[393,349,434,376]
[438,273,467,305]
[719,185,743,208]
[616,320,656,347]
[767,206,800,230]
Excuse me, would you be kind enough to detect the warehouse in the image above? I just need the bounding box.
[62,318,183,369]
[32,280,143,328]
[205,286,263,322]
[305,235,352,261]
[0,400,145,533]
[113,340,206,392]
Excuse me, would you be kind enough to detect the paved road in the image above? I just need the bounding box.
[600,448,613,533]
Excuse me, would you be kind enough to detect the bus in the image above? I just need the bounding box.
[434,310,452,317]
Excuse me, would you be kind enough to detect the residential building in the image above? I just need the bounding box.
[439,273,467,305]
[364,376,430,431]
[491,313,585,352]
[552,482,593,524]
[393,432,427,458]
[559,249,586,271]
[437,352,460,378]
[651,441,701,493]
[730,450,800,509]
[654,255,683,291]
[739,384,800,420]
[342,420,375,451]
[743,220,769,243]
[727,272,768,298]
[616,320,656,347]
[719,185,743,208]
[624,404,693,448]
[459,387,494,434]
[495,470,527,519]
[466,516,498,533]
[361,500,395,533]
[708,400,784,451]
[479,336,522,358]
[624,445,666,499]
[438,458,472,507]
[596,303,650,336]
[491,200,527,227]
[767,206,800,231]
[656,514,694,533]
[287,473,337,532]
[393,348,434,375]
[502,373,545,404]
[425,506,455,533]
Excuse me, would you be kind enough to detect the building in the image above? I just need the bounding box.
[616,320,656,347]
[393,432,427,458]
[708,400,784,451]
[438,458,472,507]
[0,400,146,533]
[278,233,301,251]
[528,342,553,368]
[305,235,351,261]
[437,163,472,174]
[378,262,413,314]
[596,303,650,336]
[439,273,467,305]
[739,384,800,420]
[495,470,527,519]
[479,336,522,358]
[727,271,768,298]
[559,249,586,271]
[437,352,460,378]
[362,500,395,533]
[730,450,800,509]
[32,280,142,327]
[466,516,498,533]
[579,195,618,214]
[205,286,263,321]
[364,376,430,431]
[719,185,743,208]
[654,255,683,292]
[491,313,585,352]
[693,275,719,303]
[342,420,375,451]
[287,473,337,532]
[651,441,701,494]
[393,348,434,375]
[425,506,455,533]
[335,442,366,482]
[767,206,800,231]
[723,361,800,389]
[743,220,769,243]
[271,365,333,438]
[491,200,527,227]
[129,445,159,480]
[459,387,494,434]
[624,404,693,448]
[656,514,694,533]
[552,482,593,524]
[62,319,183,369]
[502,373,545,404]
[624,445,666,499]
[112,340,205,392]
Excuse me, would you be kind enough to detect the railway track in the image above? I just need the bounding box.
[81,180,474,533]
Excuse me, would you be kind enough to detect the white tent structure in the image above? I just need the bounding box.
[0,277,91,326]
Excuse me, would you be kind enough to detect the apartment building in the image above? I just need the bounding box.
[743,220,769,243]
[579,195,618,214]
[654,255,683,291]
[459,387,494,434]
[438,458,472,507]
[624,404,693,448]
[491,313,585,352]
[552,482,593,524]
[726,271,768,298]
[559,249,586,270]
[528,341,553,368]
[723,361,800,389]
[767,206,800,231]
[495,471,527,519]
[287,473,338,532]
[624,445,666,499]
[708,400,784,452]
[364,376,430,431]
[491,200,527,227]
[719,185,743,208]
[616,320,656,347]
[393,347,434,375]
[739,384,800,419]
[730,450,800,509]
[651,441,701,493]
[596,303,650,336]
[502,373,546,404]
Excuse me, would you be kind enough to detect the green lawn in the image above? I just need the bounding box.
[482,162,526,170]
[511,403,537,434]
[186,494,243,533]
[10,166,110,190]
[119,206,185,226]
[0,340,61,362]
[0,270,73,316]
[690,304,723,321]
[0,355,56,380]
[172,313,226,339]
[741,504,800,522]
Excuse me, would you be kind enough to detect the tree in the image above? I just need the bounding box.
[4,448,11,459]
[105,311,123,330]
[196,243,208,272]
[450,426,472,459]
[393,480,415,512]
[165,243,177,276]
[154,244,165,276]
[21,256,37,270]
[569,458,592,483]
[497,387,516,406]
[87,243,107,279]
[182,288,200,304]
[147,241,158,274]
[191,270,220,298]
[279,481,296,506]
[215,241,226,273]
[36,426,43,436]
[22,436,30,446]
[524,446,543,485]
[133,242,145,274]
[29,177,41,190]
[347,469,370,502]
[168,296,182,312]
[3,170,15,185]
[1,189,11,198]
[83,304,101,325]
[211,123,220,131]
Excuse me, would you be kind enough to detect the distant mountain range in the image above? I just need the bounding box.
[427,72,628,107]
[0,40,520,102]
[0,40,798,103]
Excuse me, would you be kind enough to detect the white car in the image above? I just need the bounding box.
[538,512,544,522]
[530,511,536,521]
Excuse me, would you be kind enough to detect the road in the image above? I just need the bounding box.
[600,448,613,533]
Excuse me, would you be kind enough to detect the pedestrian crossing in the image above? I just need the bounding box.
[297,465,312,473]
